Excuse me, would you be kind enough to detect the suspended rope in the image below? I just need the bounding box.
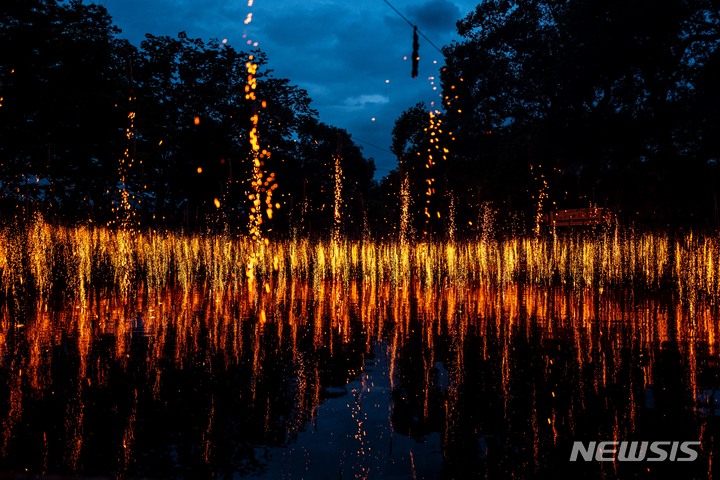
[353,137,394,154]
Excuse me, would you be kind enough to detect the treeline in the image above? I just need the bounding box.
[419,0,720,229]
[0,0,374,236]
[2,1,720,238]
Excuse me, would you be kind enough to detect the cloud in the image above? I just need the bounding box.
[101,0,476,177]
[260,4,345,50]
[343,94,390,109]
[408,0,462,34]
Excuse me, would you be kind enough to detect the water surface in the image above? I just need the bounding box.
[1,280,719,479]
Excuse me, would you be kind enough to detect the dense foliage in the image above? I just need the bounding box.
[0,0,375,236]
[379,1,720,234]
[430,0,720,228]
[3,0,720,237]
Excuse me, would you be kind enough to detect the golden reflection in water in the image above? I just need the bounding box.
[0,274,718,476]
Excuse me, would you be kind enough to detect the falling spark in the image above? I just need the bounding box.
[399,171,411,245]
[114,68,139,232]
[333,154,343,243]
[531,164,550,236]
[2,215,719,311]
[421,111,452,238]
[245,54,278,246]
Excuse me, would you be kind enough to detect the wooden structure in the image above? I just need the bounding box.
[541,207,615,227]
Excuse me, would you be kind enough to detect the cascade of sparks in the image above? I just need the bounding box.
[530,163,549,236]
[114,87,140,232]
[399,170,411,245]
[423,112,436,237]
[243,1,277,245]
[420,110,451,238]
[333,153,343,243]
[242,0,279,285]
[4,217,716,304]
[448,193,456,243]
[246,57,270,243]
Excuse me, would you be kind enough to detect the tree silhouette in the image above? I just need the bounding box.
[436,0,720,227]
[0,1,375,234]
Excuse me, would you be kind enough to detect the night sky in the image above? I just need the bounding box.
[99,0,478,178]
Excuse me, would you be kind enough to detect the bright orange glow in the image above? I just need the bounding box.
[113,90,139,231]
[3,215,720,312]
[245,53,278,248]
[2,255,717,476]
[333,154,343,242]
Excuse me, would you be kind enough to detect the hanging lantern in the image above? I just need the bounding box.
[411,26,419,78]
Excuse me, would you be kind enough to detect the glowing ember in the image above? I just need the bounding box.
[333,153,343,242]
[113,57,140,233]
[2,215,719,310]
[399,170,411,245]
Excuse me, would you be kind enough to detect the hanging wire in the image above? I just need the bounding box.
[354,137,395,154]
[382,0,445,55]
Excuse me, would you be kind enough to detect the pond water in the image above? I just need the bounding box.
[1,280,719,479]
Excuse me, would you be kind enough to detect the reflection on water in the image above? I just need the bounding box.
[1,280,719,479]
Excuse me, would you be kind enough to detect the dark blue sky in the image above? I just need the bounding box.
[98,0,478,178]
